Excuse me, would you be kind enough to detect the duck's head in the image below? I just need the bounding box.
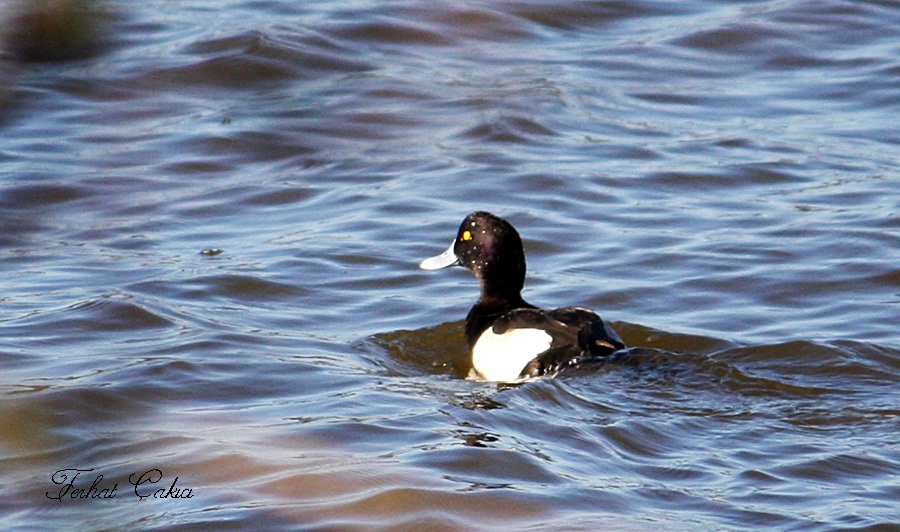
[420,211,527,300]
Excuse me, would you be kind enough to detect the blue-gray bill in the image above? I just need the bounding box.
[419,241,458,270]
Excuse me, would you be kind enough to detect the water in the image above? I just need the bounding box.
[1,0,898,529]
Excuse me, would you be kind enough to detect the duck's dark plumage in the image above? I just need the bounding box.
[420,211,624,381]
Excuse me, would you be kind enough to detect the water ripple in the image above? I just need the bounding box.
[1,0,898,529]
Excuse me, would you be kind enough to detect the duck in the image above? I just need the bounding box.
[420,211,624,382]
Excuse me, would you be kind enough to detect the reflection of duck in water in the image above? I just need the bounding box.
[420,211,624,382]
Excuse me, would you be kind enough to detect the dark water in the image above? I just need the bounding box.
[1,0,898,529]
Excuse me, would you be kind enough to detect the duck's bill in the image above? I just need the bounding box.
[419,241,459,270]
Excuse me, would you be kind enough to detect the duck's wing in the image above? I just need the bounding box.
[490,307,576,344]
[494,307,623,379]
[547,307,624,356]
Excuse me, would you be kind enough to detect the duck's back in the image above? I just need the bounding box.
[471,306,624,381]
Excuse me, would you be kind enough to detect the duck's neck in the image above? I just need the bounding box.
[464,293,535,348]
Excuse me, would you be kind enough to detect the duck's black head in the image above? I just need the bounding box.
[420,211,527,301]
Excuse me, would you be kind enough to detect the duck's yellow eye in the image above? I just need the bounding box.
[462,230,472,241]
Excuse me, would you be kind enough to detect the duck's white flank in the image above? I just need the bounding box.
[471,327,552,382]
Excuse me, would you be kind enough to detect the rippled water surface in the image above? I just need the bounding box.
[1,0,898,529]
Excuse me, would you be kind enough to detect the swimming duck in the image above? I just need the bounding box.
[420,211,624,381]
